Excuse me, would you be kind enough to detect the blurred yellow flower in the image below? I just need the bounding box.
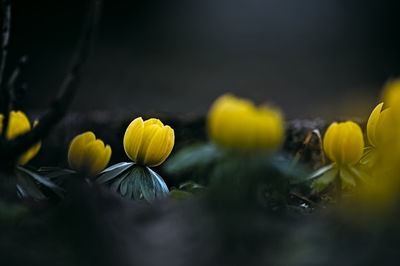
[207,94,284,151]
[0,111,41,165]
[123,117,174,167]
[323,121,364,166]
[382,78,400,111]
[68,131,112,177]
[366,102,393,149]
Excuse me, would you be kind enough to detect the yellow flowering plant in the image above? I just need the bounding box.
[96,117,173,201]
[208,94,284,151]
[0,111,63,200]
[165,94,291,203]
[349,79,400,212]
[308,121,366,193]
[360,102,392,167]
[34,131,111,198]
[68,131,112,177]
[0,111,41,165]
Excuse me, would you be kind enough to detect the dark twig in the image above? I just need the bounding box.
[290,128,325,169]
[0,0,11,90]
[0,0,11,141]
[0,0,103,164]
[0,56,28,140]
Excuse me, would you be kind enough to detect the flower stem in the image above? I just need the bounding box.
[335,173,342,202]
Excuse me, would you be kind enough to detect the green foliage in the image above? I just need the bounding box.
[96,163,169,201]
[165,142,309,208]
[16,166,64,200]
[178,181,206,194]
[96,162,134,184]
[207,151,290,207]
[311,166,338,192]
[293,164,334,185]
[309,162,369,193]
[169,189,192,200]
[164,143,225,183]
[169,181,207,200]
[359,147,378,168]
[37,167,77,186]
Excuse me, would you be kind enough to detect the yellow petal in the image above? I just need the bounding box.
[382,79,400,109]
[68,131,111,176]
[136,119,164,164]
[68,131,96,171]
[366,102,383,147]
[323,122,338,162]
[84,139,111,177]
[0,111,41,165]
[207,94,284,151]
[144,125,175,166]
[0,114,3,133]
[18,119,42,165]
[6,111,31,140]
[341,122,364,165]
[123,117,144,162]
[375,108,394,148]
[18,142,41,165]
[323,121,364,165]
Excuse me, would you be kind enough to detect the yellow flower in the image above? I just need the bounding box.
[323,121,364,165]
[68,131,112,177]
[207,94,284,151]
[123,117,174,167]
[382,78,400,111]
[0,111,41,165]
[366,102,393,149]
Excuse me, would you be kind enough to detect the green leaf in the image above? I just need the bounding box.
[126,174,135,199]
[120,175,131,196]
[340,168,356,189]
[125,166,146,200]
[147,167,169,199]
[16,172,46,200]
[110,170,130,193]
[96,162,134,184]
[109,165,169,201]
[137,167,156,201]
[359,147,377,167]
[132,172,142,200]
[178,181,206,194]
[164,143,224,175]
[169,189,192,200]
[39,168,76,180]
[291,163,335,184]
[311,167,338,192]
[17,166,64,197]
[347,166,369,184]
[37,166,64,173]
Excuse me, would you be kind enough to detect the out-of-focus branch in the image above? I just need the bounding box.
[0,0,11,140]
[1,56,28,140]
[0,0,103,164]
[0,0,10,89]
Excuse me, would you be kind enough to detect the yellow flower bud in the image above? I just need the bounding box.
[323,121,364,165]
[123,117,175,167]
[68,131,112,177]
[0,111,41,165]
[382,78,400,110]
[207,94,284,151]
[367,103,394,148]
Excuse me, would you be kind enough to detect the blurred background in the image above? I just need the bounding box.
[7,0,400,119]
